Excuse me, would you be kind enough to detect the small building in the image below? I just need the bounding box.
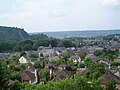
[19,56,28,64]
[70,55,81,63]
[21,70,37,84]
[39,49,55,57]
[48,55,60,61]
[53,47,66,53]
[58,63,71,71]
[85,54,100,62]
[88,46,103,54]
[45,63,55,69]
[21,63,38,84]
[76,47,90,54]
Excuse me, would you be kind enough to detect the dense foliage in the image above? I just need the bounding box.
[94,50,119,61]
[11,75,103,90]
[30,33,48,40]
[0,38,77,52]
[106,79,117,90]
[0,62,9,90]
[0,26,29,40]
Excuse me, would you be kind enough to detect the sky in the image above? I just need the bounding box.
[0,0,120,32]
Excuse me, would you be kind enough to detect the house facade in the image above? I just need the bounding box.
[19,56,28,64]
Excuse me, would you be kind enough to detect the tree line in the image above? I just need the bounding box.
[0,38,77,52]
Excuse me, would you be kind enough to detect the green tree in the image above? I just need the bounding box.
[10,80,21,90]
[94,50,119,62]
[38,69,50,82]
[11,56,19,63]
[13,45,22,52]
[0,41,13,52]
[106,79,117,90]
[29,53,39,58]
[23,44,32,51]
[50,59,64,66]
[30,33,48,40]
[78,62,85,68]
[49,39,58,47]
[34,62,42,69]
[0,62,8,90]
[32,41,40,50]
[61,51,70,60]
[19,64,26,71]
[77,52,86,60]
[111,62,120,67]
[20,51,26,56]
[59,40,75,48]
[10,71,21,81]
[84,59,105,81]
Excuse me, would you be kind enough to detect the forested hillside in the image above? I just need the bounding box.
[0,26,29,40]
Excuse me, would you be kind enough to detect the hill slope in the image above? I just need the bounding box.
[0,26,29,40]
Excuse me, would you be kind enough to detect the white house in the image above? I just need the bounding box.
[19,56,28,64]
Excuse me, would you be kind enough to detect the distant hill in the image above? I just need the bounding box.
[41,30,120,38]
[0,26,49,40]
[1,26,120,40]
[0,26,29,40]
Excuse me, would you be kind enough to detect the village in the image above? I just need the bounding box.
[0,0,120,89]
[1,37,120,90]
